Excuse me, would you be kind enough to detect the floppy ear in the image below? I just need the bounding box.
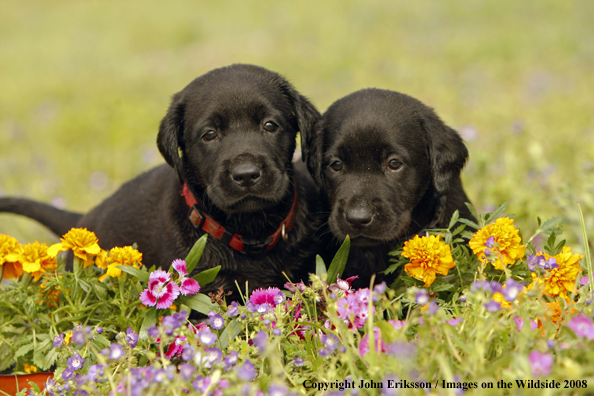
[157,92,185,180]
[294,94,321,162]
[420,111,469,196]
[303,119,324,187]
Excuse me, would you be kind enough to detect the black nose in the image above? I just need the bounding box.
[344,207,373,228]
[231,163,261,187]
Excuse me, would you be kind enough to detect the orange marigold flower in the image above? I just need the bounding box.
[47,228,102,268]
[98,246,142,282]
[528,246,583,299]
[8,242,57,281]
[402,234,455,287]
[469,217,526,270]
[0,234,25,279]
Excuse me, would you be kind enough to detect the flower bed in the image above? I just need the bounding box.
[1,203,593,396]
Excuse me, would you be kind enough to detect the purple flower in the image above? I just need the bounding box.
[72,330,86,346]
[236,360,256,381]
[321,333,340,352]
[272,328,282,336]
[256,303,269,315]
[273,293,285,305]
[107,343,125,360]
[484,301,501,313]
[209,312,225,330]
[224,350,238,369]
[568,314,594,339]
[139,270,181,309]
[447,318,463,326]
[268,384,289,396]
[182,345,195,361]
[252,331,268,352]
[67,353,84,371]
[319,348,330,357]
[147,326,159,338]
[53,334,64,348]
[502,279,524,302]
[126,328,139,348]
[415,289,429,306]
[179,363,195,380]
[204,347,223,368]
[543,258,559,270]
[386,341,417,359]
[374,281,387,295]
[427,300,440,315]
[227,301,239,317]
[62,368,74,380]
[529,350,553,377]
[86,364,104,382]
[470,280,492,293]
[246,301,257,313]
[96,327,103,334]
[198,327,217,346]
[293,356,306,367]
[484,236,495,248]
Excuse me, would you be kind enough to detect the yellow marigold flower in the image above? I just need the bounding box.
[47,228,102,268]
[64,331,72,345]
[98,246,142,282]
[492,291,511,309]
[23,363,38,374]
[469,217,526,270]
[7,242,57,282]
[528,246,583,299]
[0,234,25,279]
[94,249,109,270]
[402,234,455,287]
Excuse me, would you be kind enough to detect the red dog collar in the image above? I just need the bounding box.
[181,182,298,254]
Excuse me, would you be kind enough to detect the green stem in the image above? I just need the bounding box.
[575,203,593,294]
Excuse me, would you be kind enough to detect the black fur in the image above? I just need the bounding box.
[303,88,473,288]
[0,64,322,297]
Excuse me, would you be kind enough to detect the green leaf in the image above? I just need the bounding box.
[178,293,218,315]
[315,255,327,278]
[78,280,91,293]
[216,318,242,350]
[485,202,508,223]
[139,307,159,340]
[186,234,209,274]
[464,202,480,223]
[14,342,33,358]
[430,282,454,293]
[448,210,460,230]
[192,266,221,286]
[458,218,480,230]
[451,224,466,237]
[326,236,351,284]
[117,265,149,283]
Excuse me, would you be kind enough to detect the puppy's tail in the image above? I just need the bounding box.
[0,198,83,237]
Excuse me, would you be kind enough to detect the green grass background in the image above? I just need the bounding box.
[1,0,592,253]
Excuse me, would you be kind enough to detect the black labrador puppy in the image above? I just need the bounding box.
[303,88,473,288]
[0,64,321,297]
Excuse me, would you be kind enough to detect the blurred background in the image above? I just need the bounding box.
[1,0,592,253]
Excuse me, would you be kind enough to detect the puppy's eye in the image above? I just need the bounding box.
[263,121,278,132]
[203,130,217,141]
[329,161,343,172]
[388,159,403,171]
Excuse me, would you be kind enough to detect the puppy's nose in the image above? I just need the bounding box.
[344,207,373,228]
[231,163,262,187]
